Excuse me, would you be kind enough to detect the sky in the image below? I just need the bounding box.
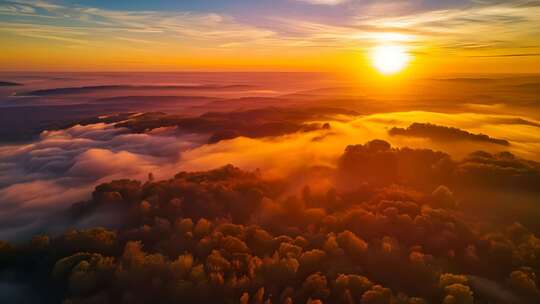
[0,0,539,73]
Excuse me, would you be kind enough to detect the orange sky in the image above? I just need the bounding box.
[1,0,539,74]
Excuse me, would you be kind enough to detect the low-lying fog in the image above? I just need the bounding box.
[0,72,539,240]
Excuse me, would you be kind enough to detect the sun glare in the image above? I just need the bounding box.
[371,45,410,75]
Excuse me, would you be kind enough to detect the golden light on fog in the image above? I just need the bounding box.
[371,45,410,75]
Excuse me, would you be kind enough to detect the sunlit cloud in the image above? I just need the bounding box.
[0,0,276,48]
[0,0,539,70]
[362,0,540,51]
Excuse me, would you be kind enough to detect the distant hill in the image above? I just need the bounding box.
[21,84,254,96]
[0,81,22,86]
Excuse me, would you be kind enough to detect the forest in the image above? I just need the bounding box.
[1,140,539,304]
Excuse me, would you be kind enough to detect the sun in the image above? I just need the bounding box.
[371,45,410,75]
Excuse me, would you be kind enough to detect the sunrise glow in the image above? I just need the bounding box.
[371,45,410,75]
[1,1,540,304]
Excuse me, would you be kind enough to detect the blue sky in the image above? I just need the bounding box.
[68,0,477,19]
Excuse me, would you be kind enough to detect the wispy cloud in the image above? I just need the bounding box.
[469,53,540,57]
[295,0,349,5]
[0,0,539,69]
[360,0,540,51]
[0,0,276,47]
